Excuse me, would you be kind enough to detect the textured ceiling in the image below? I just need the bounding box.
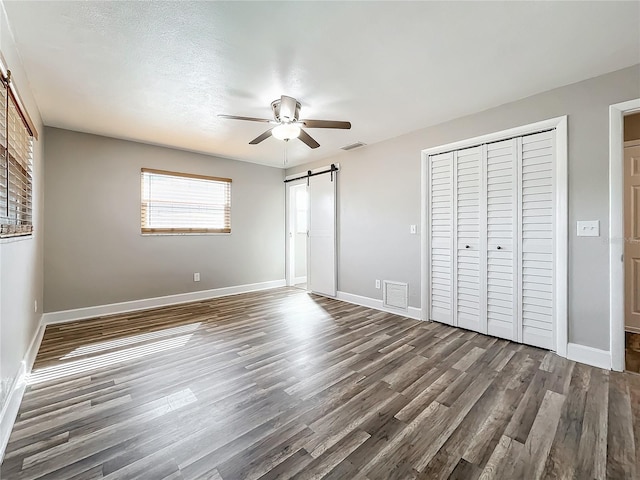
[3,1,640,168]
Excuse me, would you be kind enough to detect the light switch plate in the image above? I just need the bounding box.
[410,224,417,234]
[577,220,600,237]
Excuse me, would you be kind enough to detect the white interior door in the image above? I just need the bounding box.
[308,172,336,297]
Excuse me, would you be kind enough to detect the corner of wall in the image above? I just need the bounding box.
[0,316,45,462]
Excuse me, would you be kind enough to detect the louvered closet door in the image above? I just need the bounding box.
[428,129,557,351]
[486,139,518,341]
[455,147,484,332]
[429,152,454,325]
[520,131,555,349]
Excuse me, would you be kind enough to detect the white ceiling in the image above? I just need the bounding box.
[3,1,639,168]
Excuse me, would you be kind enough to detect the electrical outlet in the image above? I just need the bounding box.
[375,279,381,289]
[193,272,200,282]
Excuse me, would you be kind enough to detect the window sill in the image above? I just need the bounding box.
[140,232,232,237]
[0,234,33,244]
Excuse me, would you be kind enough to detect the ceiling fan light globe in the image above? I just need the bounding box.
[272,124,301,141]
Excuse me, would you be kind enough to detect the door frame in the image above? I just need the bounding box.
[285,179,307,287]
[610,99,640,371]
[421,115,568,355]
[284,163,340,289]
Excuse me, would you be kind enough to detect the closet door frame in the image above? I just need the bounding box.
[421,116,568,355]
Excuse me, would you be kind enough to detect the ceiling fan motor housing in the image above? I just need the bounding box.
[271,96,301,123]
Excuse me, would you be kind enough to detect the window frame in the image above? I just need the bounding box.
[140,168,232,235]
[0,55,38,239]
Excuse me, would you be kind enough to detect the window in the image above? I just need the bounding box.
[0,68,37,238]
[140,168,231,234]
[295,187,308,234]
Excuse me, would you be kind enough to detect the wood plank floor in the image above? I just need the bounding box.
[1,287,639,479]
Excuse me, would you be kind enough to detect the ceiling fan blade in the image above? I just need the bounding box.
[249,128,273,145]
[299,119,351,129]
[279,95,298,122]
[298,129,320,149]
[218,114,274,123]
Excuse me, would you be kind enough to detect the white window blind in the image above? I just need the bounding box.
[0,69,35,238]
[140,168,232,234]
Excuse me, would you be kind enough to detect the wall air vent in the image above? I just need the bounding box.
[383,281,408,310]
[340,141,367,151]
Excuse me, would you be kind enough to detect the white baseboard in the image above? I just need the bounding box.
[42,279,286,325]
[0,321,45,462]
[294,276,307,285]
[336,291,422,321]
[566,342,611,370]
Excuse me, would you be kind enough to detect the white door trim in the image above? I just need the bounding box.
[421,115,568,356]
[285,179,307,287]
[610,99,640,372]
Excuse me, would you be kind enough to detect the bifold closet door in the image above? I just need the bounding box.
[427,129,556,350]
[520,131,555,349]
[486,139,518,341]
[455,146,484,333]
[308,173,336,297]
[429,151,454,325]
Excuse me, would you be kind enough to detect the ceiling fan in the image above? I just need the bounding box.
[218,95,351,149]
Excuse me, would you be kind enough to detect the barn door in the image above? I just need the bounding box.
[308,171,337,297]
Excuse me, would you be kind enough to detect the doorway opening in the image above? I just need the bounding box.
[289,183,308,290]
[610,99,640,372]
[285,164,338,296]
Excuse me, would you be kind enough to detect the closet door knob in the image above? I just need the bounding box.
[497,246,502,250]
[465,245,470,249]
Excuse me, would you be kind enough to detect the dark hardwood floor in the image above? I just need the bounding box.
[1,288,638,479]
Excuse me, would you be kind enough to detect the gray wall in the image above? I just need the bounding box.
[287,64,640,351]
[0,5,44,414]
[44,128,285,312]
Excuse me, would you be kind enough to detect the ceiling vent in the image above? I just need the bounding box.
[383,281,408,310]
[340,141,367,151]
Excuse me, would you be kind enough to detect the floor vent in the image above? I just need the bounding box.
[340,141,367,151]
[383,281,408,310]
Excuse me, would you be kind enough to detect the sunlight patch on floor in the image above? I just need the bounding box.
[28,333,195,385]
[60,322,201,359]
